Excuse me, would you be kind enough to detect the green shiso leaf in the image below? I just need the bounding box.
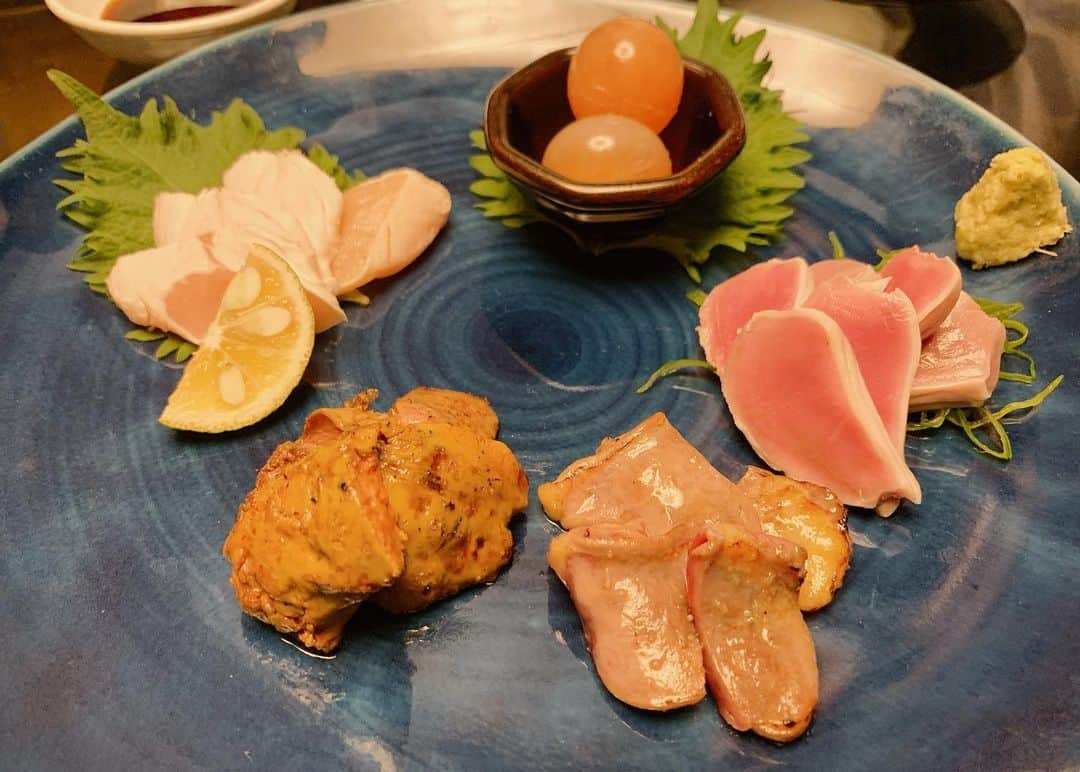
[124,328,165,343]
[468,0,809,268]
[48,70,362,362]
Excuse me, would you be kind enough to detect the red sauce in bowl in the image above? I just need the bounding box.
[101,0,236,22]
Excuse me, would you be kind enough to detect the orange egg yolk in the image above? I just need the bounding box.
[541,114,673,184]
[567,16,685,134]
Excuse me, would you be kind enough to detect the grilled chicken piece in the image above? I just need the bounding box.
[737,467,851,612]
[687,524,818,743]
[389,387,499,439]
[374,417,528,613]
[548,522,707,711]
[223,388,527,649]
[538,413,758,536]
[223,419,405,652]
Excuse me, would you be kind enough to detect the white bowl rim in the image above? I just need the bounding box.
[43,0,292,37]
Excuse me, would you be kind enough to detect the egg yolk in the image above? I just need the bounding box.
[567,16,685,133]
[541,114,673,184]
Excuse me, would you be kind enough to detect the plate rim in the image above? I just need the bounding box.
[4,0,1078,195]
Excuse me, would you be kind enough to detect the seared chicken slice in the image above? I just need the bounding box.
[687,524,818,742]
[223,423,405,652]
[374,418,528,614]
[549,522,706,711]
[737,467,851,612]
[538,413,758,536]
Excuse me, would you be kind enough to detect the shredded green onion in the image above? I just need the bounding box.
[948,407,1012,459]
[873,248,900,270]
[827,230,846,260]
[686,289,708,307]
[999,348,1036,384]
[636,358,714,395]
[973,296,1024,320]
[1002,318,1028,350]
[967,375,1063,427]
[906,409,950,432]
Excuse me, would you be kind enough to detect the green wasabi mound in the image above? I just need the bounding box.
[955,147,1072,269]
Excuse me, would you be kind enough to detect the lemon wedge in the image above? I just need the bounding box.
[159,245,315,433]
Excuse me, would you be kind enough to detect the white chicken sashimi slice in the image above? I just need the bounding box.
[222,150,344,288]
[154,187,345,332]
[331,168,451,294]
[105,238,234,345]
[722,308,922,512]
[152,191,197,246]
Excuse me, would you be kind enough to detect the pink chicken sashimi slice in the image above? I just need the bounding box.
[910,292,1006,409]
[686,524,818,742]
[698,258,813,376]
[548,522,707,711]
[808,258,878,286]
[805,280,921,456]
[879,246,962,338]
[721,308,921,511]
[537,413,758,536]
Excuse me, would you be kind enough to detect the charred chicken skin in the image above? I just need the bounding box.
[223,388,527,651]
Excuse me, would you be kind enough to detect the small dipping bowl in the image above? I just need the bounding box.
[483,48,746,224]
[44,0,296,64]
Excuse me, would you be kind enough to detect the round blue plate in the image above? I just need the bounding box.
[2,1,1077,769]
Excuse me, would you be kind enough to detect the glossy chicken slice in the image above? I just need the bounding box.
[910,292,1006,409]
[805,279,921,456]
[390,387,499,439]
[879,246,962,338]
[737,467,851,612]
[687,524,818,742]
[105,238,234,344]
[331,168,451,294]
[223,424,405,652]
[538,413,758,536]
[157,187,345,332]
[549,522,706,711]
[222,150,344,283]
[373,418,528,614]
[722,308,921,511]
[808,258,877,286]
[698,257,813,375]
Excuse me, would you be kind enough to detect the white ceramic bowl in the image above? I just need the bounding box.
[43,0,297,64]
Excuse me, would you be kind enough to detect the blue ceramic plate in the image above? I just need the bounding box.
[2,1,1077,768]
